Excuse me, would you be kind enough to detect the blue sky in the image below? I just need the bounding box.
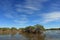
[0,0,60,29]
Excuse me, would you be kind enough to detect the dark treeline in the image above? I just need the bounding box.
[19,24,45,33]
[0,27,17,34]
[46,28,60,30]
[19,24,45,30]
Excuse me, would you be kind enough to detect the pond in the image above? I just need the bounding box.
[0,30,60,40]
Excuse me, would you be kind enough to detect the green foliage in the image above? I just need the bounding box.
[0,24,46,31]
[25,26,35,30]
[11,27,17,30]
[34,24,45,31]
[0,28,10,31]
[19,28,25,30]
[24,24,45,31]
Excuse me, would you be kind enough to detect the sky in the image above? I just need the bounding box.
[0,0,60,29]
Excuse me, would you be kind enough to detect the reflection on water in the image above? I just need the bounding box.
[45,30,60,40]
[0,30,60,40]
[20,33,45,40]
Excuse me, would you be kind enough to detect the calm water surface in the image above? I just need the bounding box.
[0,30,60,40]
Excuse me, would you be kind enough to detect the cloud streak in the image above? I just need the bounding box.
[49,0,60,11]
[42,12,60,23]
[15,0,48,14]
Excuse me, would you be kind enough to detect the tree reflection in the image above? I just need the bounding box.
[20,33,45,40]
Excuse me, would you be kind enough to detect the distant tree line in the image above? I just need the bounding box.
[0,24,60,34]
[0,27,17,31]
[46,28,60,30]
[0,24,60,31]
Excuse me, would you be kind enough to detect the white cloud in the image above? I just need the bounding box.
[19,15,28,20]
[15,5,37,14]
[50,1,60,11]
[14,20,28,24]
[25,6,39,10]
[4,12,19,18]
[4,12,28,25]
[14,19,28,25]
[4,12,28,21]
[13,14,28,25]
[43,12,60,23]
[15,0,48,14]
[4,13,14,18]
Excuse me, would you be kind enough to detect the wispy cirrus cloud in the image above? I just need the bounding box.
[50,0,60,11]
[4,12,29,25]
[4,12,29,24]
[42,12,60,23]
[4,13,14,18]
[37,12,60,23]
[13,14,29,25]
[4,12,18,18]
[15,4,39,14]
[15,0,48,14]
[14,20,28,25]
